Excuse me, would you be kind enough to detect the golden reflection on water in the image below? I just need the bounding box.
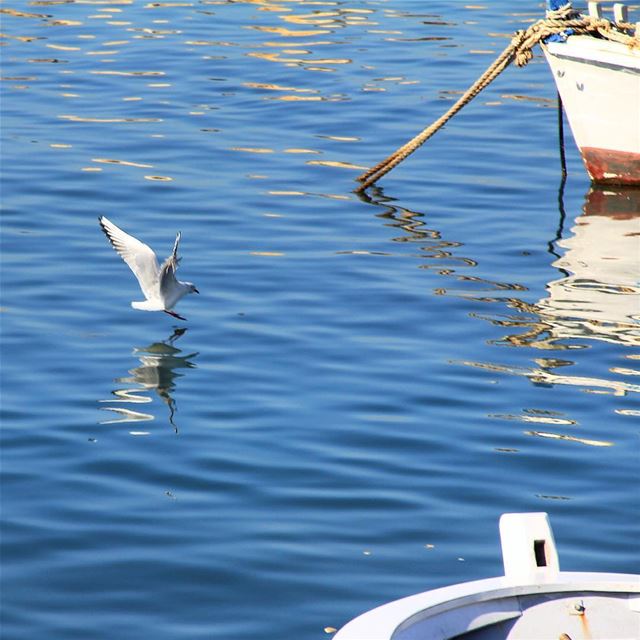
[100,328,198,434]
[2,0,430,181]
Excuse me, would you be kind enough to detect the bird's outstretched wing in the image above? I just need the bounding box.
[159,232,181,295]
[99,216,161,302]
[171,232,181,266]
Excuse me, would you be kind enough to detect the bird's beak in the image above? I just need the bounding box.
[193,287,200,294]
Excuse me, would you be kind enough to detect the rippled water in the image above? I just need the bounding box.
[2,2,639,639]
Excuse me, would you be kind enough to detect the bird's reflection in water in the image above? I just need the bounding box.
[100,328,198,433]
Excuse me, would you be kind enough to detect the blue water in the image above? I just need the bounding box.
[1,2,639,638]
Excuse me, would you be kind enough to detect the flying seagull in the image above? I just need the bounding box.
[99,216,199,321]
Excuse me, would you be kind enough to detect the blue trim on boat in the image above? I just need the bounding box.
[547,50,640,75]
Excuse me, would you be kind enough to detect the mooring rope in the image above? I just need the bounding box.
[355,9,638,192]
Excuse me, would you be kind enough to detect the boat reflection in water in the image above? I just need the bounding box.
[489,186,640,402]
[99,328,198,434]
[363,185,640,401]
[537,187,640,346]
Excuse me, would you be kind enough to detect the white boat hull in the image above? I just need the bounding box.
[335,573,640,640]
[543,36,640,185]
[335,513,640,640]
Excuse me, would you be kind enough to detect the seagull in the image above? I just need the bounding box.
[99,216,199,321]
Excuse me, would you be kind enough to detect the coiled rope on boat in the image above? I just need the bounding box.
[355,7,638,192]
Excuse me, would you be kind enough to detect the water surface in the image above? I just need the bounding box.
[2,2,639,639]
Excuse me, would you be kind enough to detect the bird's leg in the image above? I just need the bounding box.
[164,309,187,321]
[167,327,187,344]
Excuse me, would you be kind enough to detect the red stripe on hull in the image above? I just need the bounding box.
[581,147,640,186]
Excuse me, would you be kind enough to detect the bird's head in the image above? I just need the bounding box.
[186,282,199,295]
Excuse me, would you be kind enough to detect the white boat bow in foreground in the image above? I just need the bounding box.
[335,512,640,640]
